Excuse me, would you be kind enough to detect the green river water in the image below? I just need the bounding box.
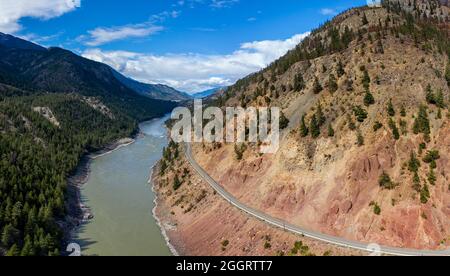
[73,117,172,256]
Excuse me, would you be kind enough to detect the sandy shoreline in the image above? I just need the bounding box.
[149,164,180,256]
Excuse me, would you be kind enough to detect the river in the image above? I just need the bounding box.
[73,116,172,256]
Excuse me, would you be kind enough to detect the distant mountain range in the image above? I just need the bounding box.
[0,32,185,109]
[111,71,191,102]
[192,87,226,99]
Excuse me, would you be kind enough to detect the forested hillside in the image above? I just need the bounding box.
[0,34,177,256]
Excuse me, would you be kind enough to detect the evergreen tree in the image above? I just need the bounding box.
[310,114,320,138]
[362,13,369,25]
[337,60,345,77]
[316,102,326,126]
[353,106,368,122]
[327,124,335,137]
[173,175,182,191]
[446,62,450,87]
[313,77,323,94]
[364,90,375,106]
[362,69,371,90]
[357,130,364,146]
[413,105,431,137]
[387,99,396,116]
[328,74,338,93]
[294,73,306,91]
[300,115,309,137]
[279,112,290,129]
[388,118,400,140]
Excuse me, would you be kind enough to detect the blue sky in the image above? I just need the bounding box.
[0,0,367,93]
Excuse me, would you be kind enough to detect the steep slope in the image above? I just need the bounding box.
[112,70,191,102]
[189,0,450,250]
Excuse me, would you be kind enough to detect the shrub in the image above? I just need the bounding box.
[353,106,368,122]
[373,121,383,131]
[423,150,440,164]
[357,130,364,146]
[379,172,396,189]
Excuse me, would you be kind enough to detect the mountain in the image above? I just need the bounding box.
[170,0,450,252]
[192,87,226,99]
[111,70,191,102]
[0,32,176,121]
[0,32,46,51]
[0,33,178,256]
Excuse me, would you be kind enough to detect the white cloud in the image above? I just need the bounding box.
[320,8,337,16]
[81,25,164,47]
[82,32,310,93]
[0,0,80,33]
[79,9,179,46]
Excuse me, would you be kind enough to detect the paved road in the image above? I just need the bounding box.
[185,143,450,256]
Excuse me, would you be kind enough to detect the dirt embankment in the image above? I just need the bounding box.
[152,145,364,256]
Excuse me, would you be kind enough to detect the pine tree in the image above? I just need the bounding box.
[328,74,338,93]
[316,103,326,126]
[173,175,182,191]
[279,111,290,129]
[408,151,421,173]
[294,73,306,91]
[413,105,430,136]
[387,99,396,116]
[310,114,320,138]
[327,124,335,137]
[313,77,323,94]
[388,118,400,140]
[300,115,309,137]
[428,169,437,186]
[6,244,20,256]
[357,130,364,146]
[364,90,375,106]
[337,60,345,77]
[362,13,369,25]
[362,69,371,90]
[445,62,450,87]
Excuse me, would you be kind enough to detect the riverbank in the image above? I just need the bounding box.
[62,137,136,252]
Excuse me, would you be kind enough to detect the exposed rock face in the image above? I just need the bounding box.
[190,2,450,250]
[32,106,60,127]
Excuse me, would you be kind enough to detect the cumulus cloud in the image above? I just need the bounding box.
[82,32,310,93]
[0,0,80,33]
